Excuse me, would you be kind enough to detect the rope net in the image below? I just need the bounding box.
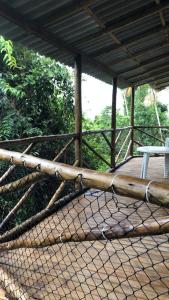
[0,157,168,299]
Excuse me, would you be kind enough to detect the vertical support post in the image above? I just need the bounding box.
[74,55,82,166]
[130,86,135,157]
[111,77,117,169]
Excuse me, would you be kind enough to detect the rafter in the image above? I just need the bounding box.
[90,25,164,57]
[84,6,149,82]
[75,0,169,46]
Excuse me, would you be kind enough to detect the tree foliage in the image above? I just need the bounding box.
[0,44,75,231]
[0,45,74,140]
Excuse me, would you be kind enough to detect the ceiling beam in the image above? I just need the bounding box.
[75,0,169,46]
[37,0,97,26]
[90,24,164,57]
[84,6,151,83]
[0,1,129,87]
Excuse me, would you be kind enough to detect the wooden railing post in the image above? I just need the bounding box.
[111,77,117,169]
[130,86,135,156]
[74,54,82,166]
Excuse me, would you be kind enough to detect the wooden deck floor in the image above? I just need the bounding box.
[115,156,169,182]
[0,157,169,299]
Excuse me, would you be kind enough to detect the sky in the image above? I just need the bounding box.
[82,74,169,120]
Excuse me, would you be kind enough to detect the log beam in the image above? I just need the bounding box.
[74,55,82,166]
[0,149,169,207]
[111,77,117,169]
[130,87,135,156]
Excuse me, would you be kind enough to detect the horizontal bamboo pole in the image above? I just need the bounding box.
[0,127,132,147]
[0,149,169,207]
[0,172,44,195]
[0,217,169,250]
[0,189,87,244]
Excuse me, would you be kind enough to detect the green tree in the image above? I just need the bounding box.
[0,45,75,231]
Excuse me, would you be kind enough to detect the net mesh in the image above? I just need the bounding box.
[0,158,168,299]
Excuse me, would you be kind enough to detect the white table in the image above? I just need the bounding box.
[137,146,169,178]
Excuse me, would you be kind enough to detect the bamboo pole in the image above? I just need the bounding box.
[74,54,82,167]
[0,189,87,244]
[0,184,35,231]
[115,129,131,162]
[136,128,164,144]
[0,139,74,230]
[47,160,79,208]
[82,139,111,167]
[0,149,169,207]
[0,172,44,194]
[0,216,169,250]
[111,77,117,169]
[130,86,135,156]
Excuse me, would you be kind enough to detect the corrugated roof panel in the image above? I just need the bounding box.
[95,0,154,24]
[128,34,166,53]
[0,0,168,88]
[115,15,162,41]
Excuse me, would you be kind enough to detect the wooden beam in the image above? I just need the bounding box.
[111,77,117,169]
[74,55,82,167]
[1,148,169,208]
[75,1,169,47]
[130,87,135,157]
[90,25,164,57]
[37,0,97,26]
[84,7,152,84]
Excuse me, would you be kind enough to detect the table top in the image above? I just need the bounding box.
[137,146,169,154]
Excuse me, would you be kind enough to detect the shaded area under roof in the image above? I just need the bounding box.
[0,0,169,89]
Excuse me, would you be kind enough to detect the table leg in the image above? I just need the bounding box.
[164,154,169,178]
[141,153,150,179]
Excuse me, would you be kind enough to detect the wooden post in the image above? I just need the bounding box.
[74,55,82,166]
[111,77,117,169]
[130,86,135,156]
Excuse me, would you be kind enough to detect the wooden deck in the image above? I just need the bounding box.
[115,156,169,182]
[0,157,169,299]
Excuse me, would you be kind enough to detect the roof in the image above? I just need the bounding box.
[0,0,168,89]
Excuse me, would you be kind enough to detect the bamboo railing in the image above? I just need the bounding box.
[0,148,168,249]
